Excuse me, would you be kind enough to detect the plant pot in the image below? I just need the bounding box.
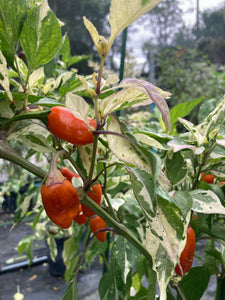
[47,238,66,277]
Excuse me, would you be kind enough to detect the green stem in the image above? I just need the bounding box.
[67,155,86,183]
[0,140,46,179]
[73,226,114,280]
[192,141,217,190]
[2,110,49,131]
[81,194,152,264]
[96,56,105,96]
[103,191,120,222]
[85,134,99,191]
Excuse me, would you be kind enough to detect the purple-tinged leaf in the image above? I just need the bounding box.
[121,78,171,133]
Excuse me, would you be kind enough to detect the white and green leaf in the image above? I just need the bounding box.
[65,92,90,123]
[108,0,162,48]
[0,50,14,102]
[189,189,225,214]
[99,87,149,116]
[107,116,152,173]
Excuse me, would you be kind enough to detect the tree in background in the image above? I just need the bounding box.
[144,0,184,47]
[49,0,111,73]
[197,4,225,65]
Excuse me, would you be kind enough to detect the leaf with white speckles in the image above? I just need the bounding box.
[189,189,225,214]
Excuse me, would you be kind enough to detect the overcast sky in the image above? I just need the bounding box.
[125,0,224,67]
[182,0,224,26]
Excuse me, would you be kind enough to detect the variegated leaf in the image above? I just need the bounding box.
[65,92,90,123]
[0,50,14,102]
[190,189,225,214]
[178,117,205,146]
[99,87,149,117]
[108,0,162,48]
[121,79,171,133]
[107,116,152,173]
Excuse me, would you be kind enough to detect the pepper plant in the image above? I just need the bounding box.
[0,0,225,299]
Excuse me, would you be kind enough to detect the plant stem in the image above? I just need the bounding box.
[73,227,114,280]
[0,140,46,179]
[2,110,49,131]
[85,135,99,191]
[96,57,105,96]
[103,191,120,222]
[81,194,152,264]
[176,284,186,300]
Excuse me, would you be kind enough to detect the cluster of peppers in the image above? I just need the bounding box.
[40,106,106,242]
[42,106,197,271]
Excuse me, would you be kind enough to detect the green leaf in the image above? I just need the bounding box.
[108,0,162,48]
[68,55,88,68]
[189,189,225,214]
[31,207,44,230]
[14,192,35,225]
[83,17,101,54]
[85,237,108,267]
[127,167,156,217]
[170,97,204,125]
[199,181,225,206]
[62,280,78,300]
[65,92,90,123]
[19,134,53,153]
[32,97,64,107]
[165,151,188,186]
[0,0,27,65]
[107,116,152,173]
[28,67,45,89]
[145,193,188,299]
[17,234,35,257]
[14,56,28,82]
[179,267,210,300]
[60,35,88,67]
[197,96,225,138]
[99,87,149,116]
[134,132,169,150]
[178,118,205,146]
[172,191,193,219]
[0,50,14,102]
[46,235,57,262]
[63,236,80,282]
[63,236,79,266]
[60,35,71,64]
[20,0,61,71]
[112,235,139,283]
[99,258,125,300]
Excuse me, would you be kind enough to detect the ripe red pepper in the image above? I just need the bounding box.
[74,204,87,225]
[60,167,102,217]
[175,226,196,276]
[82,183,102,217]
[60,167,79,181]
[48,106,96,146]
[41,152,80,229]
[201,172,214,184]
[89,215,106,242]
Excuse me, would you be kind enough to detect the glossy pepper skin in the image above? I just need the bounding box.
[73,204,87,225]
[48,106,96,146]
[60,167,102,217]
[201,172,214,184]
[41,179,80,229]
[89,215,106,242]
[82,183,102,217]
[60,167,79,181]
[175,227,196,276]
